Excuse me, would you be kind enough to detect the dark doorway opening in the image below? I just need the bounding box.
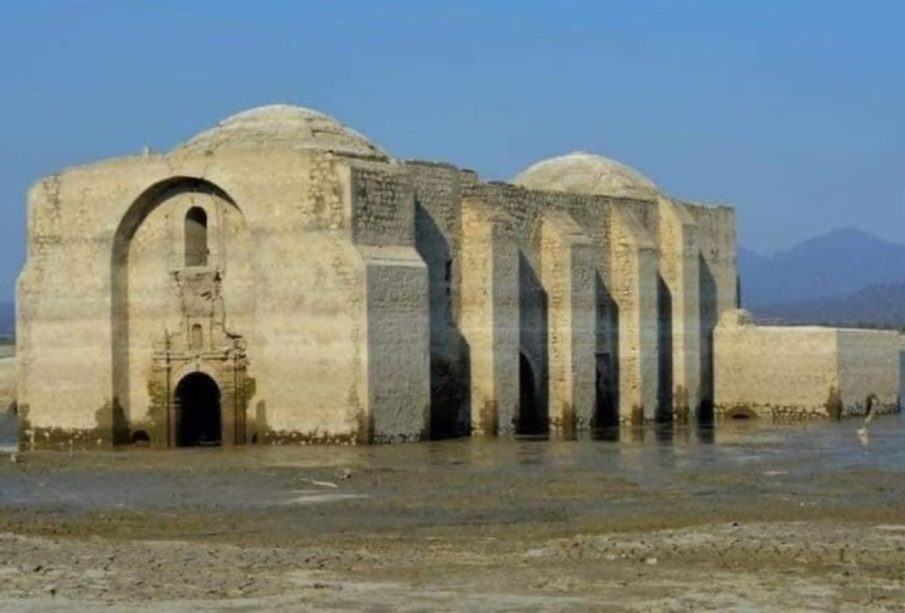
[518,353,547,435]
[176,373,222,447]
[595,352,619,429]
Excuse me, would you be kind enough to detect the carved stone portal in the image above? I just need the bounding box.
[150,267,248,447]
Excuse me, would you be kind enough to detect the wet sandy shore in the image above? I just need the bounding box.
[1,416,905,610]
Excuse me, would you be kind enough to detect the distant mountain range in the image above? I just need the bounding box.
[0,227,902,335]
[742,228,905,328]
[740,228,905,308]
[754,282,905,328]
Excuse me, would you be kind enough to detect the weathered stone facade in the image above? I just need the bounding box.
[715,310,901,420]
[12,105,901,449]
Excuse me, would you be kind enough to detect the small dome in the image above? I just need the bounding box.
[512,152,658,200]
[175,104,389,159]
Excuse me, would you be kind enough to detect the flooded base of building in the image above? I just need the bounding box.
[1,416,905,610]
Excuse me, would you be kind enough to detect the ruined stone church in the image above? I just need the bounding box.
[14,105,901,448]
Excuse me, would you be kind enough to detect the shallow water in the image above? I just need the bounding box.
[1,414,903,525]
[2,414,904,611]
[0,413,15,453]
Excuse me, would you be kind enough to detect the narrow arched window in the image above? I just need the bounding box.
[185,207,208,267]
[191,323,204,350]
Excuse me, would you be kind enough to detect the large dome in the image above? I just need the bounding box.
[512,152,658,200]
[175,104,389,159]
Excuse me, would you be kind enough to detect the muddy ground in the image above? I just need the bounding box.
[1,416,905,610]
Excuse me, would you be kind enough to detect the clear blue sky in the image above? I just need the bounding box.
[1,1,904,302]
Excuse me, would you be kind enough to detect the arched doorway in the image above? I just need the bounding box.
[175,373,222,446]
[518,353,547,435]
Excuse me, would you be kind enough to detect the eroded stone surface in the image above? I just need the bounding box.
[12,104,900,448]
[715,310,901,419]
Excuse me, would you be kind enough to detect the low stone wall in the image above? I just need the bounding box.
[714,311,900,420]
[714,314,837,420]
[836,328,901,417]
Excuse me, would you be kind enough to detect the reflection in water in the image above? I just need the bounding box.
[696,423,716,445]
[1,414,904,514]
[654,422,674,445]
[592,427,620,442]
[0,413,16,452]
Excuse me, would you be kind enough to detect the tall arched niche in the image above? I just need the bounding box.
[110,177,255,445]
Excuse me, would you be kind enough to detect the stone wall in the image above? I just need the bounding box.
[836,328,900,416]
[18,165,130,444]
[539,211,595,433]
[406,162,477,436]
[401,161,739,432]
[682,202,736,417]
[459,199,520,435]
[408,164,615,434]
[610,206,659,422]
[350,161,415,247]
[714,314,838,419]
[359,246,430,442]
[17,138,745,447]
[349,163,432,443]
[683,203,737,318]
[17,147,422,448]
[714,310,900,419]
[657,198,701,420]
[26,104,905,449]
